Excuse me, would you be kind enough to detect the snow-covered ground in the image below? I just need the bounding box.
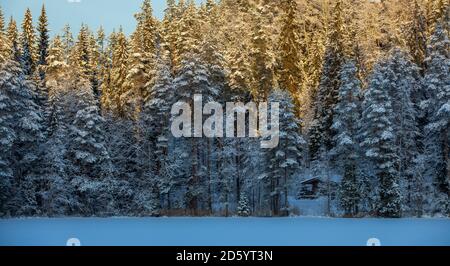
[1,217,449,246]
[289,197,333,216]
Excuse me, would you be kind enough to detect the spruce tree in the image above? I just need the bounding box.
[45,36,68,85]
[144,56,174,157]
[361,59,401,218]
[61,24,74,60]
[161,0,181,74]
[250,2,275,101]
[123,0,158,120]
[96,27,106,55]
[227,43,252,98]
[133,0,157,59]
[173,46,214,214]
[7,18,20,63]
[277,0,304,116]
[0,61,16,215]
[105,28,128,117]
[41,37,73,215]
[72,25,91,78]
[141,56,175,213]
[65,74,112,216]
[264,89,305,216]
[423,24,450,215]
[175,0,202,68]
[384,49,421,213]
[21,8,36,76]
[0,60,44,216]
[0,6,10,64]
[37,5,49,80]
[37,120,72,216]
[96,26,107,96]
[46,36,71,137]
[308,0,346,161]
[88,32,101,99]
[332,61,363,216]
[404,0,428,72]
[45,70,84,215]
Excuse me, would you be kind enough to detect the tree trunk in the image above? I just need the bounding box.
[444,128,449,195]
[207,138,212,214]
[189,138,199,215]
[284,168,289,216]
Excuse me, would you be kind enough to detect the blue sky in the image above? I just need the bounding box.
[0,0,203,36]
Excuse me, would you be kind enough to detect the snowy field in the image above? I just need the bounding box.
[1,217,449,246]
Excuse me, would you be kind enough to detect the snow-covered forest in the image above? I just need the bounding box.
[0,0,448,218]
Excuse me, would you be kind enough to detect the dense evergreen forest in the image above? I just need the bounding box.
[0,0,449,218]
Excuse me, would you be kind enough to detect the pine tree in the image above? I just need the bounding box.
[30,70,50,134]
[200,1,226,97]
[141,56,175,212]
[45,36,68,86]
[72,25,91,78]
[200,3,231,213]
[361,59,402,218]
[403,0,428,73]
[65,74,112,216]
[331,61,363,216]
[264,89,305,216]
[0,61,16,215]
[161,0,181,74]
[20,8,36,76]
[96,26,107,96]
[88,31,101,99]
[300,0,327,117]
[102,29,128,117]
[226,43,252,98]
[7,18,20,63]
[37,5,49,80]
[422,23,450,215]
[375,0,399,53]
[222,1,252,99]
[133,0,158,59]
[96,26,106,54]
[250,1,275,101]
[61,24,74,60]
[37,122,73,216]
[98,30,116,112]
[45,36,70,138]
[102,116,137,216]
[0,6,10,64]
[123,0,158,120]
[0,60,44,216]
[384,49,421,213]
[34,68,74,215]
[277,0,304,116]
[173,46,214,214]
[308,0,346,161]
[175,0,202,68]
[212,0,256,213]
[144,56,174,149]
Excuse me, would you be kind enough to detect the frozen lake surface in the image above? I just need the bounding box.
[1,217,449,246]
